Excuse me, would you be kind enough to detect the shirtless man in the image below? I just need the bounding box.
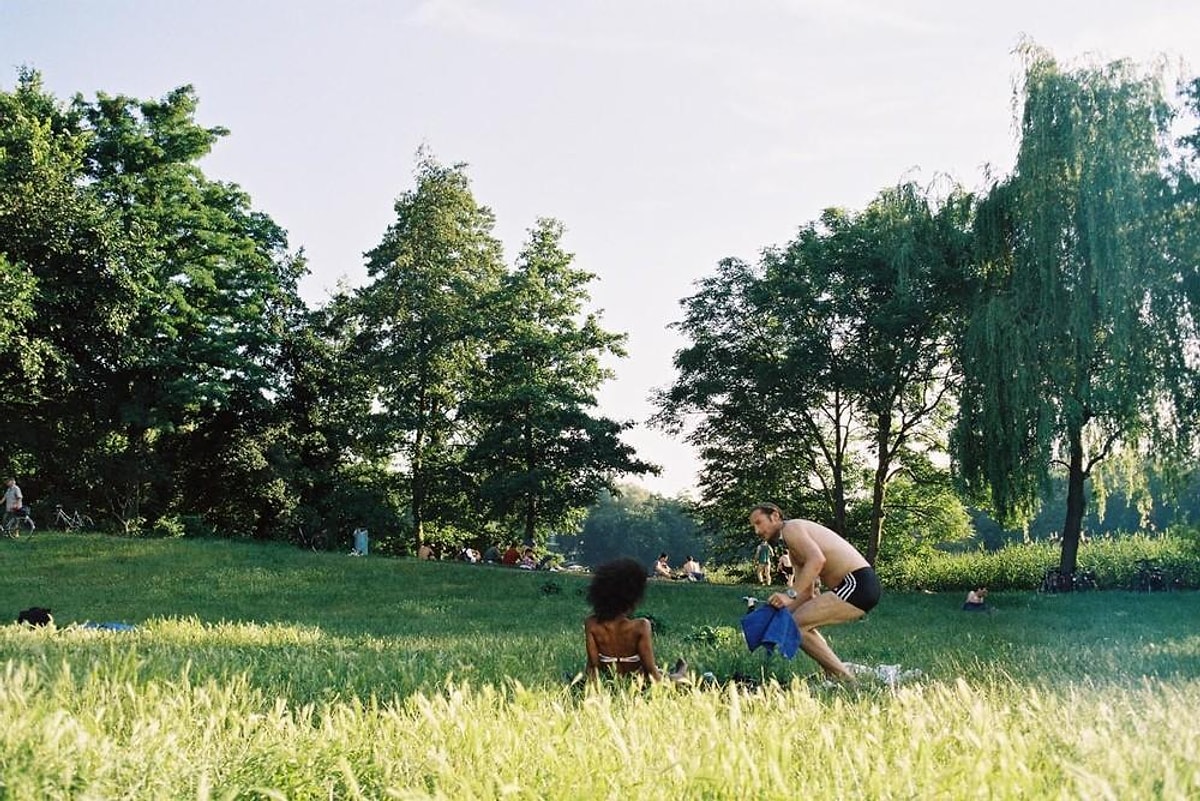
[749,503,881,680]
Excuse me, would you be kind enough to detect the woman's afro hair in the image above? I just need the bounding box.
[587,557,648,621]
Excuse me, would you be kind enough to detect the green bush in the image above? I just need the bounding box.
[148,515,186,539]
[879,528,1199,591]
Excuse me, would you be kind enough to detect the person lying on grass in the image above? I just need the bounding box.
[585,557,686,683]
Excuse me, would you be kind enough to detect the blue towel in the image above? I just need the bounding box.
[740,605,801,659]
[82,621,137,632]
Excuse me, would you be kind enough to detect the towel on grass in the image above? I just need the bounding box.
[740,604,801,659]
[82,621,137,632]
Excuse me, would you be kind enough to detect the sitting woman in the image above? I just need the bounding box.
[584,558,685,683]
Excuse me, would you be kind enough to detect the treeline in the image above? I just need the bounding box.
[7,44,1200,573]
[655,45,1200,575]
[0,70,654,553]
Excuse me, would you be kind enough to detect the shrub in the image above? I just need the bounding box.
[878,528,1199,591]
[148,515,185,539]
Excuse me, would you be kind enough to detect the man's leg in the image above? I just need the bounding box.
[791,594,865,680]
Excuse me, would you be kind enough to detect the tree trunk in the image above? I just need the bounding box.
[412,422,426,550]
[866,410,891,565]
[1059,421,1086,576]
[523,406,536,546]
[524,495,537,547]
[830,466,847,535]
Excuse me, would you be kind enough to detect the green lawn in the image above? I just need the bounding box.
[2,534,1198,799]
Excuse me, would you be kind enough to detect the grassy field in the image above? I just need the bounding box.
[2,534,1199,799]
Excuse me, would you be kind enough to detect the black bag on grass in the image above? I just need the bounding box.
[17,607,53,626]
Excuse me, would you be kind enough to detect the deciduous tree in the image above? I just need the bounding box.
[351,153,505,550]
[465,218,656,545]
[955,46,1195,575]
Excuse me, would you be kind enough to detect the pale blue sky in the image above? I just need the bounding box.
[4,1,1200,495]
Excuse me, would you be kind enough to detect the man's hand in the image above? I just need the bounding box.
[767,592,792,609]
[769,587,808,609]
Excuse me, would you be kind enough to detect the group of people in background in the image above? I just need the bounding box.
[416,541,558,571]
[652,552,706,582]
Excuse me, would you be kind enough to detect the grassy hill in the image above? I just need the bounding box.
[2,534,1198,798]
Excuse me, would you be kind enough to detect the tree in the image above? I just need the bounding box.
[770,184,971,562]
[0,72,305,532]
[657,182,970,563]
[0,69,124,490]
[351,152,505,550]
[464,218,656,544]
[265,295,403,549]
[76,85,305,531]
[575,485,706,569]
[955,46,1195,575]
[654,255,843,537]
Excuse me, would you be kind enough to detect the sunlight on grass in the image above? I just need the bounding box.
[2,644,1198,799]
[3,536,1199,798]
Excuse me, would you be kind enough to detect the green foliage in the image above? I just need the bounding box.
[148,514,186,539]
[879,529,1200,591]
[349,151,505,549]
[0,71,306,537]
[464,218,656,544]
[955,46,1198,575]
[575,484,708,568]
[657,182,970,562]
[682,624,740,647]
[847,452,973,563]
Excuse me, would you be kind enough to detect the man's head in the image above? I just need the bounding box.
[4,478,13,487]
[749,503,785,541]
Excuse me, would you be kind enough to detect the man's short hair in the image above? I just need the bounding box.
[750,502,784,519]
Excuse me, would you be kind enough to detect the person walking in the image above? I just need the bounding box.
[753,538,773,585]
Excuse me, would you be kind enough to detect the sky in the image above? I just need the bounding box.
[5,0,1200,497]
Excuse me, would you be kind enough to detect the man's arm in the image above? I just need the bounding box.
[769,523,825,609]
[635,618,663,681]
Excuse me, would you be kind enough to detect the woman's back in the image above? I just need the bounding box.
[585,615,656,678]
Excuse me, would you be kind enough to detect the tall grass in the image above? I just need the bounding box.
[2,535,1199,798]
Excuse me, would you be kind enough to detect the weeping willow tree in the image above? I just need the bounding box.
[955,45,1198,575]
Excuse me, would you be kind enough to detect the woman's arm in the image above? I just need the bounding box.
[635,618,663,681]
[584,621,601,678]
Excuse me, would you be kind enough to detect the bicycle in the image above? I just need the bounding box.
[291,525,326,552]
[53,504,94,532]
[2,506,36,538]
[1038,567,1097,593]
